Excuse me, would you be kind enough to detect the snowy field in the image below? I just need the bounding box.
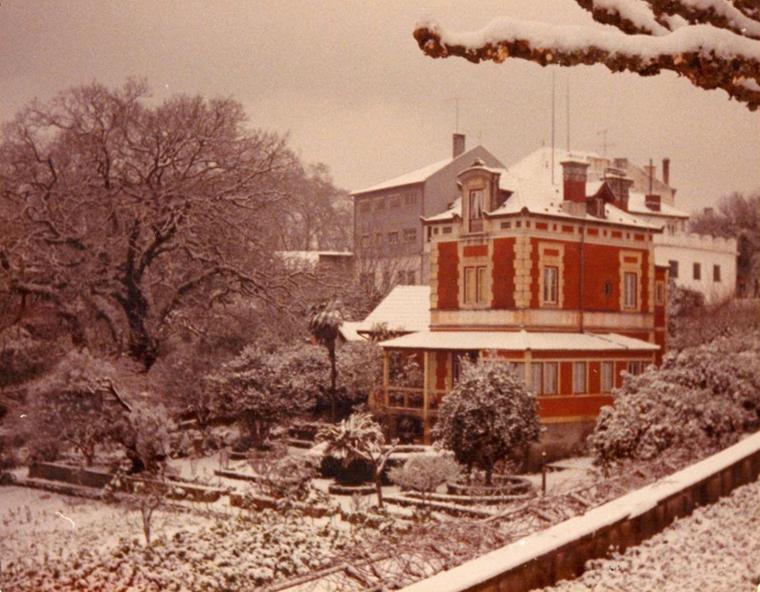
[541,478,760,592]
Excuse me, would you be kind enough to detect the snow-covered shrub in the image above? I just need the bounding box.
[589,333,760,466]
[114,401,173,474]
[206,345,312,449]
[251,454,317,501]
[22,350,126,466]
[317,412,396,507]
[389,454,461,512]
[432,357,540,484]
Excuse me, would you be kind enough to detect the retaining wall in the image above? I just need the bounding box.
[401,432,760,592]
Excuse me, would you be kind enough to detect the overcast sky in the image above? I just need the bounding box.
[1,0,758,212]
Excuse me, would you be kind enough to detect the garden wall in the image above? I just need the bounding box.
[402,431,760,592]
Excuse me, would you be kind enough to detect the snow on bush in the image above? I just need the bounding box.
[432,356,540,484]
[589,333,760,466]
[1,509,353,591]
[388,453,461,503]
[542,478,760,592]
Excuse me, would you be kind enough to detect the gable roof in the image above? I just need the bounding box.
[352,146,504,196]
[355,285,430,334]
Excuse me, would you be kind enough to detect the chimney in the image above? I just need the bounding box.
[644,164,657,185]
[662,157,670,186]
[645,194,661,212]
[613,157,628,170]
[603,167,634,211]
[560,160,589,203]
[452,133,466,158]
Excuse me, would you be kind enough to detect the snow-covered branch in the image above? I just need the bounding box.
[413,0,760,110]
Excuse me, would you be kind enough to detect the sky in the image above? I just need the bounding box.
[1,0,759,213]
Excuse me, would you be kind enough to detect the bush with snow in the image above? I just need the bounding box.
[589,333,760,466]
[432,357,540,484]
[388,453,461,510]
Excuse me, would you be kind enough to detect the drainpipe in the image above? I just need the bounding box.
[579,221,586,333]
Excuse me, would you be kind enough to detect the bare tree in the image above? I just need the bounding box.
[0,79,301,369]
[414,1,760,110]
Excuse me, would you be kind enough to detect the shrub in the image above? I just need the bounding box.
[589,332,760,466]
[388,454,460,510]
[432,357,540,484]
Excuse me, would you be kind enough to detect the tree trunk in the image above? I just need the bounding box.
[485,465,493,486]
[328,343,337,421]
[374,468,384,509]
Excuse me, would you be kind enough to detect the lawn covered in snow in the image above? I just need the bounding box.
[541,478,760,592]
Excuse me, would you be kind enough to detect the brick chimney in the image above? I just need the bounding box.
[452,133,466,158]
[603,167,634,211]
[560,160,589,203]
[645,194,661,211]
[662,157,670,186]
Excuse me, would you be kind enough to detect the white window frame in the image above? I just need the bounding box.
[543,266,559,305]
[543,362,559,395]
[468,189,484,232]
[623,272,638,309]
[531,362,543,395]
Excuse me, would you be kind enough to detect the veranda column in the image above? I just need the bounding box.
[422,350,431,444]
[383,350,390,408]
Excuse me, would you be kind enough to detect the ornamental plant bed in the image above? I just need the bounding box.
[447,475,533,497]
[403,490,534,506]
[328,482,375,496]
[228,491,331,518]
[28,461,227,503]
[383,494,495,518]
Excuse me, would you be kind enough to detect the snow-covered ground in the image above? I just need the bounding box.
[541,478,760,592]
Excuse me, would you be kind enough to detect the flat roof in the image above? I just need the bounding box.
[379,330,659,352]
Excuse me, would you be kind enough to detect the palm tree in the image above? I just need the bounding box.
[308,300,343,421]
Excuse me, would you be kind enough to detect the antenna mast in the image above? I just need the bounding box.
[566,75,571,152]
[551,70,556,185]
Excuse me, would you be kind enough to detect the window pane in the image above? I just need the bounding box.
[543,266,558,304]
[693,263,701,280]
[713,265,721,282]
[669,260,679,279]
[531,363,543,395]
[601,361,614,391]
[477,266,487,303]
[573,362,586,394]
[544,362,558,394]
[624,272,637,308]
[508,362,525,383]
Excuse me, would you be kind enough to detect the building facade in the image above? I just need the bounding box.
[372,157,668,447]
[351,135,503,290]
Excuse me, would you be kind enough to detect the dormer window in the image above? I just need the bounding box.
[468,189,484,232]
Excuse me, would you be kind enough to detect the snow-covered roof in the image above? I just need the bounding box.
[627,192,689,219]
[423,147,663,230]
[338,321,365,343]
[379,330,659,352]
[355,285,430,334]
[353,158,451,195]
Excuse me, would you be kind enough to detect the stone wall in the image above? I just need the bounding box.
[401,432,760,592]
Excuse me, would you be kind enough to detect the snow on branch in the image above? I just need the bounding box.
[413,0,760,110]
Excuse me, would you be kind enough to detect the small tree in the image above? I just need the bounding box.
[308,301,343,421]
[432,357,540,485]
[23,350,127,466]
[317,412,396,508]
[206,345,310,449]
[388,454,460,513]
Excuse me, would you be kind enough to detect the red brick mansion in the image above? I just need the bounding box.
[373,156,668,446]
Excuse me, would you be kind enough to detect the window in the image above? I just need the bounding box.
[500,221,511,229]
[603,280,613,297]
[543,266,559,305]
[531,363,543,394]
[374,198,385,211]
[713,264,721,282]
[453,352,478,383]
[627,361,645,375]
[623,272,638,309]
[403,228,417,243]
[655,281,665,305]
[543,362,559,395]
[507,362,525,383]
[374,232,383,246]
[360,234,370,249]
[359,201,370,214]
[573,362,586,394]
[464,265,487,304]
[388,231,399,245]
[404,192,417,206]
[406,270,416,285]
[468,189,484,232]
[669,260,679,279]
[442,226,452,234]
[693,262,701,280]
[601,361,614,391]
[389,194,401,208]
